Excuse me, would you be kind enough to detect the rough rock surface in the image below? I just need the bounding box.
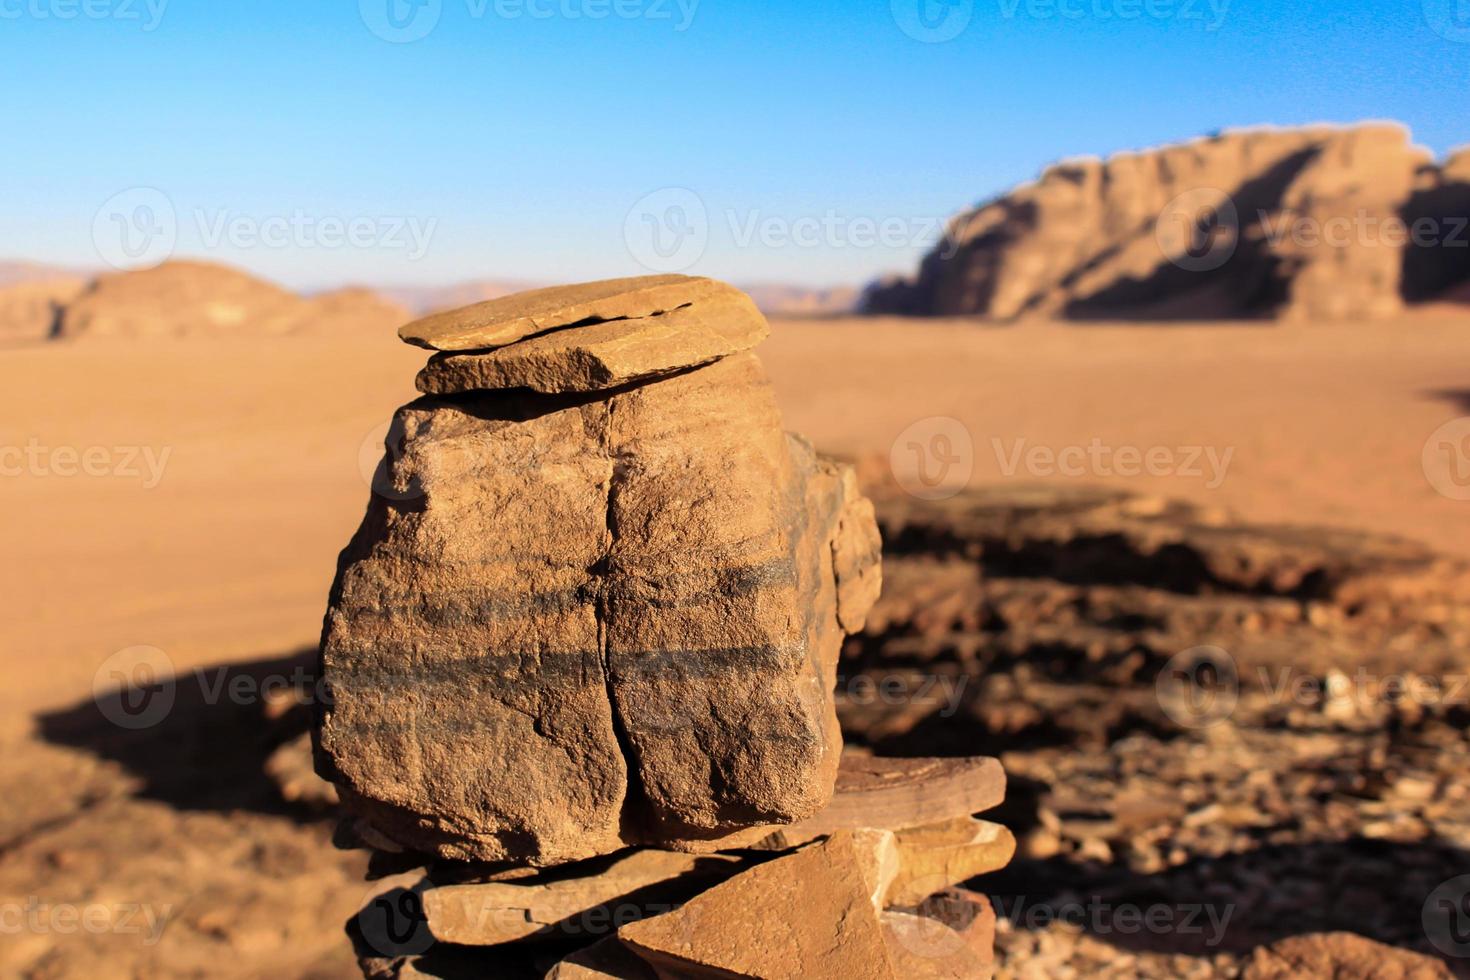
[545,937,658,979]
[317,279,882,865]
[887,817,1015,906]
[840,480,1470,977]
[882,910,994,979]
[862,123,1470,320]
[911,888,998,968]
[1241,932,1454,979]
[615,832,896,980]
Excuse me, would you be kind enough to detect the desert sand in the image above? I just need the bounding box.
[2,313,1467,977]
[5,314,1467,726]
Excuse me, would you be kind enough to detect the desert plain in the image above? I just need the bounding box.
[3,307,1469,977]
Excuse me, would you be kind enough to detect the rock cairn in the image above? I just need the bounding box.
[315,275,1013,978]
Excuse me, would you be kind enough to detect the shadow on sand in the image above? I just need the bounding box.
[36,648,324,819]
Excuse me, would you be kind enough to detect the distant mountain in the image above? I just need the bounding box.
[862,123,1470,321]
[736,283,858,316]
[52,261,408,340]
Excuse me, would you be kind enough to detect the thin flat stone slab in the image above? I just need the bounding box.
[886,818,1015,906]
[422,850,746,945]
[741,755,1007,850]
[414,291,769,394]
[399,274,724,351]
[616,832,897,980]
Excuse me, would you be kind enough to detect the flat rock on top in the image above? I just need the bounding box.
[398,274,726,352]
[415,292,770,394]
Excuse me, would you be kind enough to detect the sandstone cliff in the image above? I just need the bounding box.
[863,123,1470,320]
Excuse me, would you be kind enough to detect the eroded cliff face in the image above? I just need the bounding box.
[864,124,1470,320]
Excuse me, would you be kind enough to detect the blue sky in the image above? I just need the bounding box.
[3,0,1468,289]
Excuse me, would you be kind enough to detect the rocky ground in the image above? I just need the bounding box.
[3,482,1467,977]
[841,481,1470,977]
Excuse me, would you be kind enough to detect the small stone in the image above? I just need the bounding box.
[1242,932,1452,979]
[885,818,1015,906]
[881,911,992,979]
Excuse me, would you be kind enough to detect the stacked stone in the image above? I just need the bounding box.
[314,276,1013,978]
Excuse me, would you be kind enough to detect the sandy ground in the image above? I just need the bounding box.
[6,315,1469,722]
[2,314,1467,976]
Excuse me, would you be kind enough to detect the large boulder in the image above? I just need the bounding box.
[316,276,882,865]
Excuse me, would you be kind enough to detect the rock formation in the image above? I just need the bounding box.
[320,277,1013,978]
[862,123,1470,321]
[50,261,410,339]
[0,278,83,344]
[318,275,883,864]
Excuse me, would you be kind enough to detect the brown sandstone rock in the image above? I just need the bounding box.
[615,832,896,979]
[880,911,992,979]
[397,274,734,351]
[911,888,997,967]
[862,123,1460,321]
[886,817,1015,906]
[747,755,1006,849]
[421,850,746,945]
[415,291,768,394]
[316,283,882,864]
[545,937,658,979]
[1242,932,1452,979]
